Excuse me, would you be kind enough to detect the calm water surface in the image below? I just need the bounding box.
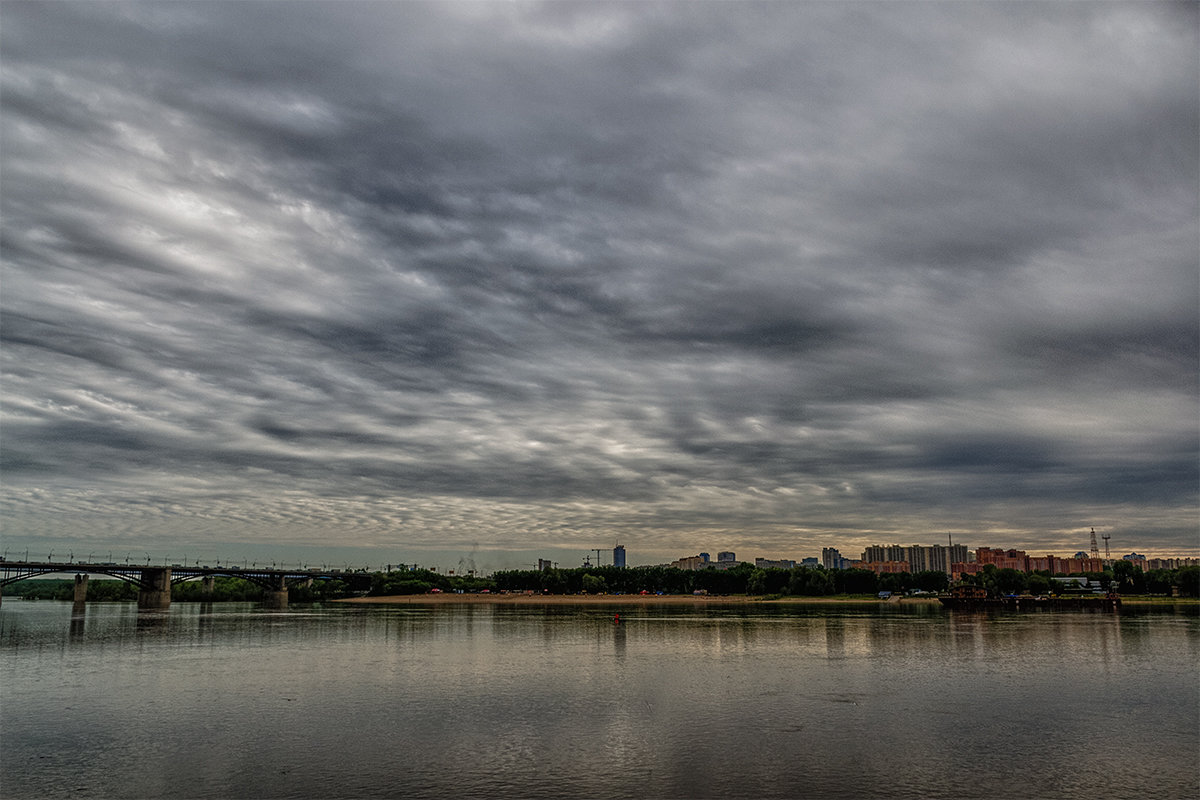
[2,600,1196,799]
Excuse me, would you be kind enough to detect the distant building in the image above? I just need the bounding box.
[613,545,626,568]
[859,560,910,575]
[822,547,850,570]
[755,558,796,570]
[926,544,968,574]
[863,543,969,575]
[976,547,1030,571]
[801,557,819,567]
[863,545,907,563]
[1146,557,1199,569]
[952,561,982,579]
[537,559,553,572]
[717,551,736,562]
[669,555,711,571]
[1052,576,1104,593]
[954,550,1105,578]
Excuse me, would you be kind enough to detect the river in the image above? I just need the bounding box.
[1,600,1196,799]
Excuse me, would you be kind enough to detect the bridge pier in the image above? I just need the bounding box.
[262,574,288,609]
[137,567,172,610]
[201,575,215,600]
[73,573,88,610]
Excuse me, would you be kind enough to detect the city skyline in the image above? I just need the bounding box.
[2,3,1197,571]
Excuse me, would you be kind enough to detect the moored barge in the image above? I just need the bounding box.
[939,585,1121,611]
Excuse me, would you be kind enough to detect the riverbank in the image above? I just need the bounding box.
[338,593,942,606]
[337,593,1196,607]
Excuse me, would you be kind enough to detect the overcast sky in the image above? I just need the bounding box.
[2,1,1196,570]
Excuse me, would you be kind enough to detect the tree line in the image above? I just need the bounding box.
[957,561,1200,598]
[487,562,1200,598]
[6,562,1196,601]
[1,576,356,602]
[489,563,947,596]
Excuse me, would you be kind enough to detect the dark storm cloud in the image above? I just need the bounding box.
[1,1,1196,562]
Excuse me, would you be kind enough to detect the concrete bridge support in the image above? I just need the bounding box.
[201,575,215,600]
[73,573,88,611]
[262,574,288,609]
[137,567,172,610]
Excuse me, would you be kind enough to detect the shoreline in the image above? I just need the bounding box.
[338,593,941,606]
[336,593,1196,607]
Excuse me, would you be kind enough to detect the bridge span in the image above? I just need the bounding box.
[0,560,370,610]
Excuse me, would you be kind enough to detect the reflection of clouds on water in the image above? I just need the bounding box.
[2,602,1196,799]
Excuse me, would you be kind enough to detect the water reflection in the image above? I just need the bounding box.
[69,606,86,639]
[1,601,1196,800]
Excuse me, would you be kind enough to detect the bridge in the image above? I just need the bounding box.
[0,560,372,610]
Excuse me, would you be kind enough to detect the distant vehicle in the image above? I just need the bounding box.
[429,588,442,593]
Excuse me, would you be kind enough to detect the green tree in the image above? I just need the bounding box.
[992,567,1027,596]
[89,580,137,601]
[581,574,607,594]
[913,570,949,593]
[1176,566,1200,598]
[1110,560,1146,594]
[746,568,768,595]
[835,568,878,595]
[1026,573,1051,596]
[787,566,835,596]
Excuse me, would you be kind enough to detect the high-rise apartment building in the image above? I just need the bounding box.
[613,545,626,568]
[862,543,969,575]
[863,545,908,563]
[822,547,850,570]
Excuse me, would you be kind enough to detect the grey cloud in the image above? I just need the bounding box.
[1,1,1195,562]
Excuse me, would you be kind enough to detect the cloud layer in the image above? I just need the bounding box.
[2,2,1196,564]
